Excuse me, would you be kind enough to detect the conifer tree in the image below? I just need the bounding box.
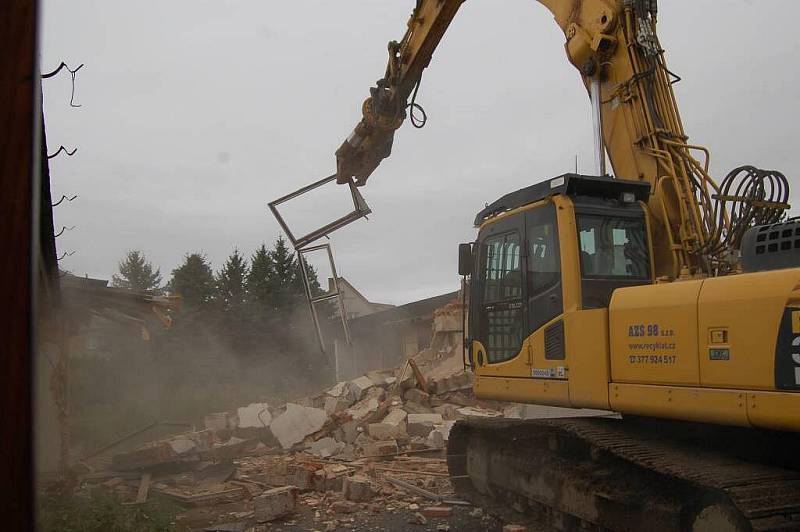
[246,244,274,307]
[112,250,162,292]
[168,253,214,309]
[215,249,249,312]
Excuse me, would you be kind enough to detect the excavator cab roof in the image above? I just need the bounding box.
[473,174,651,227]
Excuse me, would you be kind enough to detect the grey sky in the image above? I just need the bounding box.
[42,0,800,305]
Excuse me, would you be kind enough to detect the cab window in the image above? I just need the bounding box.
[578,215,649,278]
[527,205,563,333]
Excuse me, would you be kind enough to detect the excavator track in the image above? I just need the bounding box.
[447,416,800,531]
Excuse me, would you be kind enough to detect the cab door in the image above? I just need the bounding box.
[471,213,525,368]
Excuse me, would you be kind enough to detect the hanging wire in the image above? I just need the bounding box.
[47,146,77,159]
[42,62,84,107]
[52,194,78,207]
[57,251,76,261]
[54,226,76,238]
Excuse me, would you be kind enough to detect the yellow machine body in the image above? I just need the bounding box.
[470,190,800,433]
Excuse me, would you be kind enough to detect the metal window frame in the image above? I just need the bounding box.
[268,174,371,250]
[268,174,370,352]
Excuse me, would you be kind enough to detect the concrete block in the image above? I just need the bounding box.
[361,439,398,457]
[367,408,408,440]
[348,375,375,402]
[269,403,327,449]
[237,403,272,428]
[367,421,405,441]
[406,413,443,437]
[254,486,298,522]
[342,474,376,502]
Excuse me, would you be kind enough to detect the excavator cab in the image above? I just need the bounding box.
[461,174,653,394]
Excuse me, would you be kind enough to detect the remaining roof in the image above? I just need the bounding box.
[329,277,394,311]
[474,173,651,227]
[348,290,459,335]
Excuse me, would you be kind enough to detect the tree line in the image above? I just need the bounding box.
[111,236,326,318]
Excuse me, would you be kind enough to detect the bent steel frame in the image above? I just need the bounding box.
[268,175,370,351]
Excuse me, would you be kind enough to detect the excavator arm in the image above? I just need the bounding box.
[335,0,465,187]
[334,0,789,277]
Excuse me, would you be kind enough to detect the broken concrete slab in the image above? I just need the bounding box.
[269,403,328,449]
[323,396,350,416]
[253,486,298,522]
[309,437,344,458]
[342,474,376,502]
[236,403,271,429]
[406,413,444,437]
[335,420,360,444]
[345,387,386,425]
[168,437,198,455]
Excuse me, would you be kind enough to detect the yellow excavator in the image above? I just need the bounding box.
[328,1,800,529]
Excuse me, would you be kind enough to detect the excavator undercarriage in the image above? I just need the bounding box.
[448,417,800,531]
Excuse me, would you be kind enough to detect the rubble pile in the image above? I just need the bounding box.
[71,308,585,530]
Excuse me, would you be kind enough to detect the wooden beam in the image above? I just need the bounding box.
[0,0,38,528]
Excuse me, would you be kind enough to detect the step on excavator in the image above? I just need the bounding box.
[291,1,800,529]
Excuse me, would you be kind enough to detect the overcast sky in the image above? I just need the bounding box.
[41,0,800,305]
